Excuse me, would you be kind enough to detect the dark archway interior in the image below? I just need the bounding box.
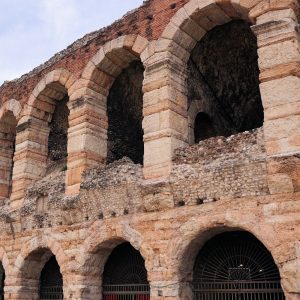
[40,256,63,299]
[194,112,216,143]
[193,231,281,282]
[107,61,144,165]
[48,95,69,163]
[193,231,284,299]
[188,20,263,142]
[0,111,16,196]
[0,263,4,300]
[103,242,148,285]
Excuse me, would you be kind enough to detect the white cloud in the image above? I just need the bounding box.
[38,0,79,41]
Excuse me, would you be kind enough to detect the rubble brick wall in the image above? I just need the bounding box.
[0,129,268,231]
[171,128,269,205]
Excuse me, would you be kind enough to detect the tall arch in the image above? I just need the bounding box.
[142,0,259,179]
[0,248,8,300]
[0,99,21,199]
[13,237,68,299]
[10,69,76,208]
[71,220,154,300]
[103,242,150,300]
[193,231,285,299]
[142,0,300,180]
[66,34,149,195]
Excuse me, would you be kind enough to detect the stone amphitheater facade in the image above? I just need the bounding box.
[0,0,299,299]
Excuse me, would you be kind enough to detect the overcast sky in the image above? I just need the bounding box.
[0,0,144,84]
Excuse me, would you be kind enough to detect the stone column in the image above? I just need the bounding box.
[10,117,49,208]
[66,93,107,195]
[4,277,39,300]
[252,2,300,195]
[142,54,189,180]
[63,274,101,300]
[149,281,192,300]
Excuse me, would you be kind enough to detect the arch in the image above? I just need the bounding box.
[166,225,288,299]
[72,221,153,299]
[0,248,9,272]
[10,69,77,205]
[65,35,150,194]
[15,236,68,277]
[103,242,150,300]
[26,68,76,112]
[0,101,19,198]
[0,99,21,122]
[0,248,8,300]
[166,221,288,283]
[79,34,149,103]
[155,0,254,63]
[13,236,68,298]
[79,221,152,275]
[192,231,284,299]
[194,112,216,143]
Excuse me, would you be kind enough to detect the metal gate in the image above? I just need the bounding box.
[40,256,63,300]
[103,284,150,300]
[194,281,284,300]
[193,232,285,300]
[103,243,150,300]
[39,286,63,300]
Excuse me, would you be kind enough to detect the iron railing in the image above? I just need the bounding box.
[39,285,63,300]
[193,281,284,300]
[103,284,150,300]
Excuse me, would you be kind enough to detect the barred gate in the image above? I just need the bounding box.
[193,232,285,300]
[103,284,150,300]
[40,285,63,300]
[194,281,284,300]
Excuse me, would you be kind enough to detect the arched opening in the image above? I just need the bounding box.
[39,255,63,300]
[194,112,216,143]
[193,231,284,300]
[188,20,263,144]
[103,242,150,299]
[107,61,144,165]
[0,262,5,300]
[0,111,16,198]
[46,87,69,174]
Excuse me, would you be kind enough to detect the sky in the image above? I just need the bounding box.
[0,0,144,84]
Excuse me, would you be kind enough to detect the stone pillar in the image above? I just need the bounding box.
[252,3,300,195]
[10,117,49,208]
[63,274,101,300]
[149,281,192,300]
[142,54,189,180]
[66,93,107,195]
[4,277,39,300]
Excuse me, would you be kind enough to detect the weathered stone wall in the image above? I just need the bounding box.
[1,129,268,230]
[171,128,268,205]
[0,0,299,300]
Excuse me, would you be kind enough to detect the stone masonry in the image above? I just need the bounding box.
[0,0,299,300]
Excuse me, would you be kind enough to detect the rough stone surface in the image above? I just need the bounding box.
[0,0,299,300]
[188,20,264,138]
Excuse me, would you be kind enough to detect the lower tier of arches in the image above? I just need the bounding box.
[0,194,299,300]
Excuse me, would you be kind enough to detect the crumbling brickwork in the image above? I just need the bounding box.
[0,0,299,300]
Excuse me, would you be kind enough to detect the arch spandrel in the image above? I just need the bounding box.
[78,34,149,102]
